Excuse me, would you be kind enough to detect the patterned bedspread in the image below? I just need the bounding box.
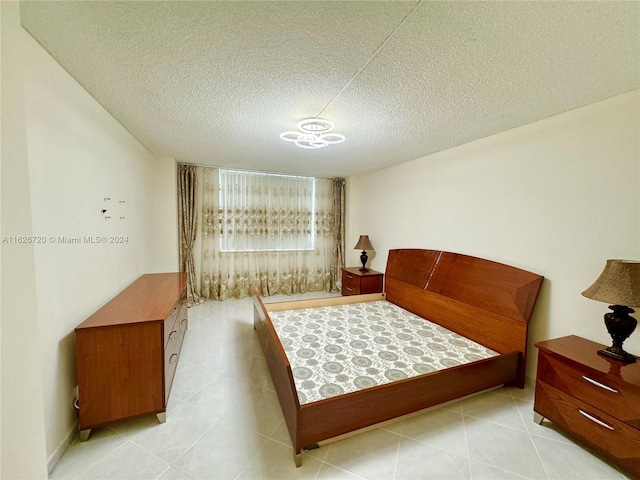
[268,300,498,404]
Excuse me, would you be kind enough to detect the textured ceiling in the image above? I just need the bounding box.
[19,1,640,178]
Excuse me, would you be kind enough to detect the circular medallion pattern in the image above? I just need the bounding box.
[378,350,399,361]
[439,358,460,368]
[296,348,315,358]
[352,356,373,367]
[319,383,344,397]
[465,353,484,362]
[354,376,377,389]
[374,336,391,345]
[301,380,316,389]
[427,342,447,352]
[413,363,435,374]
[384,369,408,381]
[324,344,342,354]
[323,362,344,374]
[403,346,424,356]
[293,366,313,379]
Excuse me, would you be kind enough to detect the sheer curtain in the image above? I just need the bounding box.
[199,168,340,300]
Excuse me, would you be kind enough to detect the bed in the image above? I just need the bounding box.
[253,249,543,466]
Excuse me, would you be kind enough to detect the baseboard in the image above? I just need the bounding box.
[47,423,78,475]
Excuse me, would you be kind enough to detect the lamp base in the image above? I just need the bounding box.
[598,347,637,363]
[601,305,637,364]
[359,250,368,272]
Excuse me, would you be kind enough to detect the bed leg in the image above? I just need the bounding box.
[293,451,302,468]
[533,412,545,425]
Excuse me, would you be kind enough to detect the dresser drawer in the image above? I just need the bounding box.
[535,380,640,477]
[342,270,361,295]
[163,303,180,345]
[164,328,180,367]
[537,350,640,428]
[165,353,179,403]
[164,304,187,371]
[164,304,188,401]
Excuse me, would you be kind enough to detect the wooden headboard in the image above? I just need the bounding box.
[385,249,543,387]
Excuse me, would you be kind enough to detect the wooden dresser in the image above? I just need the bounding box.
[534,335,640,477]
[341,267,384,296]
[75,272,187,440]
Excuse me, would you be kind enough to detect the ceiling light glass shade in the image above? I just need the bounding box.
[280,118,345,149]
[280,131,303,142]
[298,119,334,133]
[321,133,346,144]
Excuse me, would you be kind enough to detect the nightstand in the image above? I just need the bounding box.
[341,267,384,296]
[534,335,640,477]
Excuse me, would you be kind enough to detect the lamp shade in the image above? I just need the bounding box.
[354,235,374,251]
[582,259,640,307]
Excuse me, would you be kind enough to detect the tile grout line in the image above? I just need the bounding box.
[512,394,552,480]
[392,425,402,480]
[462,409,473,479]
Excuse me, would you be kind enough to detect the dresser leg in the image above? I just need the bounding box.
[79,429,91,442]
[533,412,545,425]
[157,412,167,424]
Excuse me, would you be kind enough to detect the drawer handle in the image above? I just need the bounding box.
[169,354,178,365]
[169,331,178,342]
[347,287,353,291]
[582,375,618,393]
[346,274,353,279]
[578,409,614,430]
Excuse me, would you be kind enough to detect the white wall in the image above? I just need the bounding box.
[347,90,640,376]
[148,157,180,274]
[1,2,48,478]
[1,3,178,475]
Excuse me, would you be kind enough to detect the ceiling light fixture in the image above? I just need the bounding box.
[280,119,345,149]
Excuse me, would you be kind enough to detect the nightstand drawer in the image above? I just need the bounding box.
[535,380,640,477]
[342,270,361,295]
[537,350,640,428]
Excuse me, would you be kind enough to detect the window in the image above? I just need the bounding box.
[218,169,316,252]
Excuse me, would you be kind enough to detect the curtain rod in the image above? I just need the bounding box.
[176,161,219,169]
[177,161,340,180]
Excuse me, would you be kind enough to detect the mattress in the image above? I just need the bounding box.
[268,300,498,404]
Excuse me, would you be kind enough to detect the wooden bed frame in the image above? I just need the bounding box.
[253,249,543,466]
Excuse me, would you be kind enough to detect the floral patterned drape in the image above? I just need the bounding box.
[199,168,339,300]
[177,164,203,306]
[331,177,346,292]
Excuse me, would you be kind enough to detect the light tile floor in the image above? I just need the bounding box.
[51,292,630,480]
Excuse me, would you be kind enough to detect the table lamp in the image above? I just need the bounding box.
[582,259,640,363]
[354,235,374,272]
